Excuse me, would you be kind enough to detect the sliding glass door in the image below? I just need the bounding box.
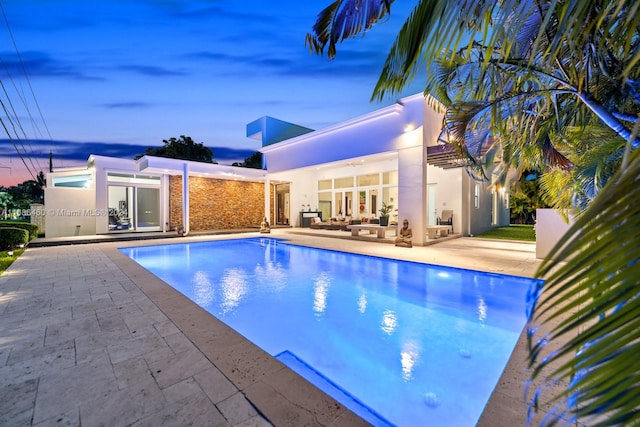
[107,173,161,232]
[108,186,133,231]
[136,187,160,229]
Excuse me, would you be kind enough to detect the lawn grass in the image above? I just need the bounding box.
[474,224,535,242]
[0,248,26,274]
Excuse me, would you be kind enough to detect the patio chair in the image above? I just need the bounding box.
[437,210,453,233]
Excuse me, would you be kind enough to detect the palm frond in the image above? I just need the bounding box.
[538,0,640,81]
[372,0,449,99]
[527,145,640,424]
[304,0,394,59]
[542,137,572,170]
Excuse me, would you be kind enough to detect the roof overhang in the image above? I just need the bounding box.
[88,154,267,182]
[139,156,267,182]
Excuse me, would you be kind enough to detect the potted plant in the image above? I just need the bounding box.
[379,201,393,226]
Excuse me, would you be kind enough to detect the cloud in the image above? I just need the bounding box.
[115,64,188,77]
[0,50,104,81]
[99,101,152,109]
[0,138,256,165]
[0,139,149,163]
[186,47,384,79]
[153,2,274,25]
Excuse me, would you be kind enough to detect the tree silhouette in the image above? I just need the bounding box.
[136,135,214,163]
[232,151,262,169]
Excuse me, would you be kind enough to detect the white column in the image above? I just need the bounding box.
[93,167,107,234]
[182,163,189,235]
[264,177,271,222]
[162,174,169,232]
[398,143,427,246]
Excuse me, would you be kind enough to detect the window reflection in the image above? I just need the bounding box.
[313,272,332,318]
[220,268,248,314]
[381,310,397,335]
[477,297,487,322]
[400,341,420,381]
[357,292,367,314]
[254,262,287,291]
[193,271,214,306]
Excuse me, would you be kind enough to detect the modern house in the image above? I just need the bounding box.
[44,155,268,237]
[44,93,510,244]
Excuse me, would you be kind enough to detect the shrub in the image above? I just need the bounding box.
[0,221,39,240]
[0,227,29,250]
[0,248,25,273]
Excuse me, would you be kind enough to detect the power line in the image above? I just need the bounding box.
[0,0,50,174]
[0,94,39,177]
[0,80,29,140]
[0,0,52,141]
[0,76,41,174]
[0,115,36,181]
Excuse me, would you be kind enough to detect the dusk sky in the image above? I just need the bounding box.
[0,0,426,186]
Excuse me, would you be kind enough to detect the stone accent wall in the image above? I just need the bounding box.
[169,176,183,230]
[169,175,273,231]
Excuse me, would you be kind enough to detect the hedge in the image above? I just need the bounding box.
[0,227,29,250]
[0,221,39,240]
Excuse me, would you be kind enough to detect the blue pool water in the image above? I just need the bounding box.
[121,238,536,426]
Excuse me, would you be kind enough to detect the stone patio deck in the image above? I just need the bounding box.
[0,230,574,426]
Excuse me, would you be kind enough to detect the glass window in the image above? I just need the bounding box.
[383,187,398,208]
[344,191,353,216]
[357,173,379,186]
[318,191,332,219]
[334,177,353,189]
[383,171,398,185]
[335,192,343,216]
[369,189,378,216]
[108,186,133,231]
[108,173,160,185]
[474,184,480,209]
[137,187,160,228]
[318,179,332,191]
[51,174,92,188]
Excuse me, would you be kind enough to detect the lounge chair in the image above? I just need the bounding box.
[108,208,130,231]
[437,210,453,233]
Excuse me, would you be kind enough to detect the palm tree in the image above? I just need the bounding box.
[308,0,640,423]
[307,1,639,141]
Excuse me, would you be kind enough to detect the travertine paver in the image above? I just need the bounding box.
[0,231,577,426]
[0,244,274,426]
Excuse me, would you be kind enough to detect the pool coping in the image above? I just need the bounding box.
[100,231,564,426]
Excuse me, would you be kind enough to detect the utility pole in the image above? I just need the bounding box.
[49,150,53,173]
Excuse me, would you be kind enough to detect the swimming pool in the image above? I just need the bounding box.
[121,238,536,426]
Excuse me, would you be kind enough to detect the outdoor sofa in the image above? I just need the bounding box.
[309,217,362,231]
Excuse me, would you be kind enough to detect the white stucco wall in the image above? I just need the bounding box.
[398,143,427,245]
[261,94,432,174]
[44,187,97,237]
[469,178,494,236]
[257,93,513,241]
[536,208,575,259]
